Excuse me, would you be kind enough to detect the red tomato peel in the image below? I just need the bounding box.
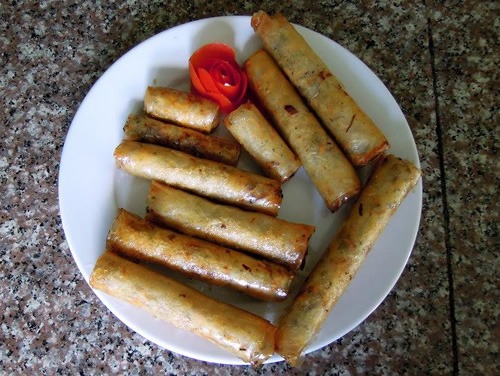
[197,68,218,92]
[189,43,248,113]
[195,68,233,110]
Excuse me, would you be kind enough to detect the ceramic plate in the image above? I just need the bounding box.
[59,15,422,365]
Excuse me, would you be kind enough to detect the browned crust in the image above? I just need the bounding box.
[251,11,390,166]
[124,114,241,165]
[144,86,221,133]
[106,208,294,301]
[114,141,283,216]
[244,49,361,212]
[90,251,277,366]
[146,181,315,270]
[224,103,301,182]
[275,154,421,365]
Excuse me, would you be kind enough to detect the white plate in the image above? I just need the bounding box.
[59,16,422,365]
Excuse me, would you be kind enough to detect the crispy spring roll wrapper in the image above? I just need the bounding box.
[251,11,389,166]
[146,181,315,270]
[275,154,421,365]
[244,50,361,212]
[124,114,241,166]
[114,141,282,216]
[90,251,276,366]
[224,103,301,182]
[107,208,294,301]
[144,86,221,133]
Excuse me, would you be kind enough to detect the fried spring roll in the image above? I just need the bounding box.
[275,154,421,365]
[107,208,294,301]
[251,11,390,166]
[224,103,301,182]
[114,141,282,216]
[146,181,315,270]
[144,86,220,133]
[124,114,241,165]
[90,251,276,366]
[244,50,361,212]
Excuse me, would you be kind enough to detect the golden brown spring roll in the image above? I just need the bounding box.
[114,141,282,216]
[144,86,221,133]
[251,11,389,166]
[244,49,361,212]
[275,154,421,365]
[90,251,276,366]
[107,208,294,301]
[224,103,301,182]
[146,181,315,270]
[124,114,241,165]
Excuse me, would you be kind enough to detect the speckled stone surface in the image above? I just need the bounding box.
[1,1,497,375]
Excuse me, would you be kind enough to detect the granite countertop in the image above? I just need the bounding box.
[1,1,497,374]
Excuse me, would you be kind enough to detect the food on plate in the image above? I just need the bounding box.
[244,49,361,212]
[275,154,421,365]
[107,208,294,301]
[189,43,248,113]
[144,86,220,133]
[123,114,241,165]
[146,181,315,270]
[114,141,282,216]
[251,11,389,166]
[82,16,420,365]
[224,103,301,182]
[89,251,276,366]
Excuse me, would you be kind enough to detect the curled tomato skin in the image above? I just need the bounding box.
[189,43,248,113]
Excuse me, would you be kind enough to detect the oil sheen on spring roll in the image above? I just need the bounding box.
[107,208,294,301]
[114,141,282,216]
[275,154,421,366]
[251,11,389,166]
[244,49,361,212]
[144,86,221,133]
[224,103,300,182]
[146,181,315,270]
[89,251,276,366]
[124,114,241,165]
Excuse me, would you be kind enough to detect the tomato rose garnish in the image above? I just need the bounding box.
[189,43,248,114]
